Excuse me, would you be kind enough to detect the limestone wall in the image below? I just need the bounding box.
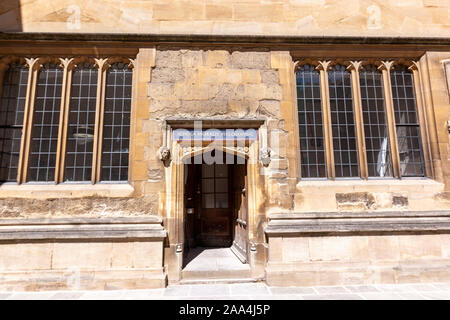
[266,233,450,286]
[0,217,167,290]
[0,0,449,37]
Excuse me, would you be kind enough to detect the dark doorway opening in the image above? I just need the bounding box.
[183,150,248,269]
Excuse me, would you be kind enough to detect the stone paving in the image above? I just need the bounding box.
[1,282,450,300]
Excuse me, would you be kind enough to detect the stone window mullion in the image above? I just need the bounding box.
[316,61,335,179]
[92,58,108,184]
[410,61,434,179]
[18,58,40,184]
[54,58,74,184]
[348,61,368,179]
[379,61,401,178]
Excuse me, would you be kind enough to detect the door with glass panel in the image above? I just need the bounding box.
[199,163,232,247]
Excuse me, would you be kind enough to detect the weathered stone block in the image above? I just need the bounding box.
[261,70,279,84]
[0,243,53,270]
[153,3,203,21]
[392,194,409,208]
[336,192,376,210]
[130,160,146,180]
[229,99,258,116]
[205,4,232,20]
[155,51,182,68]
[270,52,292,70]
[269,130,289,158]
[149,99,181,115]
[147,83,174,98]
[233,4,284,22]
[245,84,266,99]
[52,242,112,269]
[282,237,309,262]
[180,99,229,115]
[257,99,281,117]
[268,170,288,179]
[151,67,185,83]
[181,50,203,68]
[110,242,134,268]
[175,83,219,100]
[398,235,443,260]
[148,168,163,181]
[241,69,262,84]
[268,237,283,262]
[204,50,230,68]
[263,84,283,100]
[270,159,289,170]
[134,241,163,268]
[0,197,158,218]
[231,52,270,70]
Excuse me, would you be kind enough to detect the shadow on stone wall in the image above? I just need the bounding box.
[0,1,22,32]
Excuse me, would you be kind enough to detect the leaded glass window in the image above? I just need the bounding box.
[28,63,63,182]
[296,64,326,178]
[101,62,132,182]
[360,64,393,177]
[64,62,98,182]
[390,65,425,177]
[0,63,28,182]
[328,64,359,178]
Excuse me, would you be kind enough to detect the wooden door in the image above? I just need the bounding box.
[231,163,248,262]
[197,163,232,247]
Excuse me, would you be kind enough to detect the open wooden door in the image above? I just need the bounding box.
[231,162,248,263]
[197,163,233,247]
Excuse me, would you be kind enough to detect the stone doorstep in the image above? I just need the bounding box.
[181,269,252,281]
[179,278,260,285]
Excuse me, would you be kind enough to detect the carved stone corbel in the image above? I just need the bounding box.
[159,146,171,162]
[159,122,171,166]
[260,147,271,167]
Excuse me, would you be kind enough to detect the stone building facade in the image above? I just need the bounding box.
[0,0,450,290]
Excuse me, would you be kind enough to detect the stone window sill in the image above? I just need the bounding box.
[0,183,135,199]
[296,178,444,193]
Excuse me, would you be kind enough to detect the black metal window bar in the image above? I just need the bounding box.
[328,64,359,178]
[101,62,132,182]
[360,64,393,177]
[28,63,63,182]
[0,63,28,182]
[64,62,98,182]
[296,64,326,178]
[390,65,425,177]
